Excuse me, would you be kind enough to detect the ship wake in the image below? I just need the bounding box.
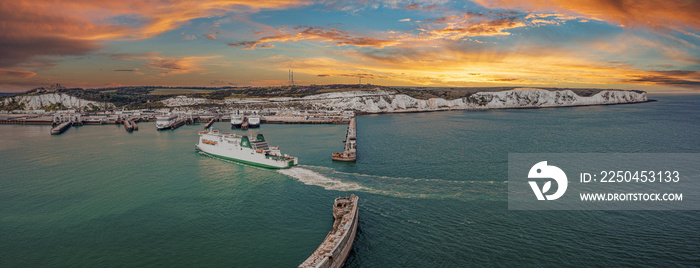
[278,167,366,191]
[279,165,507,201]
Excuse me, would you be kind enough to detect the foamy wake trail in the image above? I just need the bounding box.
[279,165,507,200]
[278,167,365,191]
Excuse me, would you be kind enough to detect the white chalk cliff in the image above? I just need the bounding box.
[160,88,648,113]
[2,93,114,110]
[4,89,646,112]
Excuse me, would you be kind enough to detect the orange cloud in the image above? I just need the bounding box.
[203,22,221,40]
[422,17,525,39]
[621,71,700,87]
[264,42,700,88]
[523,13,593,26]
[317,73,394,79]
[0,68,37,78]
[106,52,161,61]
[144,56,222,76]
[473,0,700,31]
[228,26,400,49]
[0,0,311,69]
[230,14,526,50]
[182,33,197,40]
[400,4,439,11]
[105,51,221,76]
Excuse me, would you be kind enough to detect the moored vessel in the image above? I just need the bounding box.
[231,114,244,128]
[195,129,298,169]
[156,114,184,130]
[247,115,261,128]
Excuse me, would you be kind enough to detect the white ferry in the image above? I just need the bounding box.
[247,115,261,128]
[195,129,298,169]
[156,114,181,130]
[231,114,244,128]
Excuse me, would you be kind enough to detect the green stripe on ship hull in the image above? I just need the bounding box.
[197,149,295,169]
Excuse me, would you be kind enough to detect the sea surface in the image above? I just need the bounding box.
[1,95,699,267]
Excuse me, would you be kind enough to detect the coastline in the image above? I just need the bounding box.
[0,88,649,128]
[352,99,655,115]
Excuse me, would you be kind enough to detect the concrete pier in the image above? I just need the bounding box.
[263,117,350,124]
[171,118,186,130]
[0,115,54,125]
[50,122,72,135]
[204,118,215,129]
[332,117,356,161]
[123,120,133,132]
[123,120,139,132]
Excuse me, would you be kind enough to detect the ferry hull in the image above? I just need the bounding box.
[331,155,356,162]
[196,143,297,169]
[157,119,185,131]
[247,116,261,128]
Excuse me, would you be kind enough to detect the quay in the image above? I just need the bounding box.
[262,111,353,124]
[1,109,358,136]
[0,114,54,125]
[299,195,359,268]
[0,118,54,125]
[332,117,356,161]
[171,118,186,129]
[263,116,350,124]
[50,121,72,135]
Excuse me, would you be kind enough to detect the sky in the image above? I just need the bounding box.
[1,0,699,93]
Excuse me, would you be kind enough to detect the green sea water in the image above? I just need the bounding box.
[1,95,699,267]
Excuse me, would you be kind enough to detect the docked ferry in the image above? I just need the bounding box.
[156,114,182,130]
[195,129,298,169]
[247,115,261,128]
[231,114,244,128]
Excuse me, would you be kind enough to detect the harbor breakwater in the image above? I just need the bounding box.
[299,195,359,268]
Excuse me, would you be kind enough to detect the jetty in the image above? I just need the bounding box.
[123,120,133,132]
[299,195,359,268]
[332,117,356,161]
[204,118,215,129]
[50,121,72,135]
[172,118,186,129]
[122,119,139,132]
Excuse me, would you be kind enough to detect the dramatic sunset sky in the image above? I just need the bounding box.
[1,0,699,92]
